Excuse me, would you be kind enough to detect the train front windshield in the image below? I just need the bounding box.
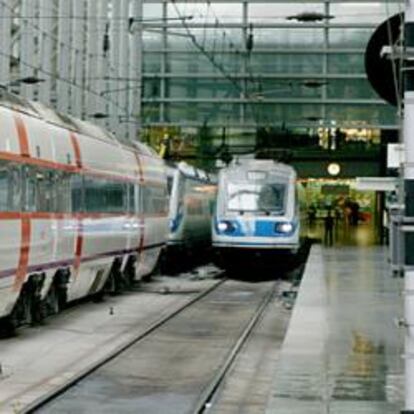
[226,182,286,214]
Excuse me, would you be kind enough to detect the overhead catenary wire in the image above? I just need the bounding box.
[169,0,261,125]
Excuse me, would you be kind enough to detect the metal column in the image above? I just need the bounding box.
[160,0,167,123]
[0,0,12,86]
[96,0,109,129]
[85,0,99,120]
[403,1,414,412]
[20,0,36,100]
[241,1,247,125]
[57,0,71,113]
[130,0,143,140]
[71,0,85,118]
[119,0,130,141]
[38,0,55,106]
[109,0,122,134]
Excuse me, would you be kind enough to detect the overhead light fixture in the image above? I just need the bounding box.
[304,116,321,122]
[1,76,46,88]
[302,80,328,88]
[89,112,109,119]
[286,12,335,22]
[17,76,46,84]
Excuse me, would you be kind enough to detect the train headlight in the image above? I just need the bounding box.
[217,220,235,233]
[276,222,294,234]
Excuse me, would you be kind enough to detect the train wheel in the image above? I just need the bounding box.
[43,284,60,316]
[104,271,117,295]
[124,256,137,289]
[104,260,125,294]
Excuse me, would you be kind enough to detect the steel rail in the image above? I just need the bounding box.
[192,279,279,414]
[24,275,226,414]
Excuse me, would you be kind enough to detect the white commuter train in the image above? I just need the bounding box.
[0,90,169,331]
[212,159,307,267]
[164,162,216,269]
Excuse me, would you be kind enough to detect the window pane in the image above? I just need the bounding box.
[327,79,378,99]
[142,185,167,214]
[330,3,402,24]
[84,178,126,213]
[8,165,22,211]
[36,170,54,212]
[328,54,365,74]
[255,28,324,49]
[71,175,83,213]
[128,184,136,214]
[25,167,37,212]
[168,3,242,24]
[329,28,374,48]
[0,166,8,211]
[250,54,323,74]
[56,173,71,213]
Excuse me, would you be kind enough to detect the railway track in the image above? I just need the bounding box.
[26,277,281,414]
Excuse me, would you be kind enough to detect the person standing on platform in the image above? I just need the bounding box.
[324,210,334,246]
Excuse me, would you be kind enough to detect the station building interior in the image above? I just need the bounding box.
[0,0,411,413]
[140,0,401,245]
[0,0,401,242]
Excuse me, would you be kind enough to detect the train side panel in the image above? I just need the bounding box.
[0,95,169,328]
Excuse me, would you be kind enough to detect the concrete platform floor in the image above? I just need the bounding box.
[266,245,404,413]
[0,267,220,413]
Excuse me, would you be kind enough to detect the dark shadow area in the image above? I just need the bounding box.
[160,245,215,276]
[222,240,311,283]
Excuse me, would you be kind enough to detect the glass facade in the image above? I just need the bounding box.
[142,0,402,130]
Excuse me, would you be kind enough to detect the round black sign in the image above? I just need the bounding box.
[365,13,403,107]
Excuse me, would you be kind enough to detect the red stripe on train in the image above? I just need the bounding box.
[14,114,30,157]
[0,212,168,220]
[69,132,82,168]
[13,217,31,291]
[73,221,83,277]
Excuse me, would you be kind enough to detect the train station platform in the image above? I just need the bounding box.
[266,244,404,413]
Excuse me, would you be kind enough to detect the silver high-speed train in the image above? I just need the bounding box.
[212,159,307,268]
[164,162,216,270]
[0,89,169,332]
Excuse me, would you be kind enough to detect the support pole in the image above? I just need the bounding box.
[71,0,85,118]
[404,1,414,412]
[130,0,143,141]
[20,0,36,100]
[0,0,11,87]
[57,0,71,113]
[38,0,54,106]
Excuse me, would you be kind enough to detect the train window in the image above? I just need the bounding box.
[36,170,55,212]
[55,173,71,213]
[227,182,286,214]
[128,183,136,214]
[0,164,23,211]
[71,174,83,213]
[22,167,57,212]
[8,166,23,211]
[24,167,37,212]
[142,185,167,215]
[0,165,7,211]
[84,177,127,213]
